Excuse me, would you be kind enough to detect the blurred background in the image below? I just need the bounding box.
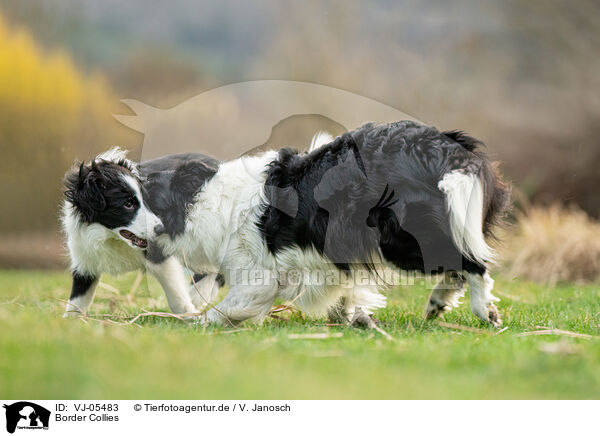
[0,0,598,284]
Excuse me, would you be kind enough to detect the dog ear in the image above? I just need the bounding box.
[159,160,217,237]
[64,161,107,221]
[142,171,179,236]
[171,160,217,197]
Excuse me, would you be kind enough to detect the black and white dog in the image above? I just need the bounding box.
[152,121,510,326]
[62,148,223,318]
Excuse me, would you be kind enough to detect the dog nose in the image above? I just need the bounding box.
[154,224,165,235]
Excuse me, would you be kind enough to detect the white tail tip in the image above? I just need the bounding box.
[438,171,496,265]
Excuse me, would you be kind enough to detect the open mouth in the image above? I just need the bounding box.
[119,230,148,248]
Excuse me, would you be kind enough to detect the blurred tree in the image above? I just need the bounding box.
[0,14,136,232]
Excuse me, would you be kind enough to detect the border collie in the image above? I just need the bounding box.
[61,148,223,318]
[154,121,511,327]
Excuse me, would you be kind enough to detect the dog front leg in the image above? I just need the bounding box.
[147,256,198,315]
[63,271,99,317]
[188,273,222,312]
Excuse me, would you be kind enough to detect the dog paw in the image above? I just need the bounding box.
[425,300,452,320]
[487,304,503,328]
[349,307,378,329]
[181,314,204,323]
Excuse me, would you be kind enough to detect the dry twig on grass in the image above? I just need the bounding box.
[97,282,121,294]
[268,304,299,321]
[516,329,595,339]
[207,328,252,335]
[288,332,343,339]
[437,321,493,335]
[127,272,144,301]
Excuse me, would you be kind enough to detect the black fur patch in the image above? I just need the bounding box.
[69,271,97,299]
[259,121,509,274]
[143,160,218,238]
[192,273,226,287]
[139,153,219,176]
[145,241,168,264]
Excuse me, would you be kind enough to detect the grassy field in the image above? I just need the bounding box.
[0,269,599,399]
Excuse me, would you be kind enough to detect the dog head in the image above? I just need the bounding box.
[64,152,163,249]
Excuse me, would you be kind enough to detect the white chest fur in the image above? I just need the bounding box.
[63,205,145,276]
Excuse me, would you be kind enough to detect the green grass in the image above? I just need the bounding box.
[0,269,599,399]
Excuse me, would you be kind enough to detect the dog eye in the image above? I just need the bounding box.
[124,199,136,210]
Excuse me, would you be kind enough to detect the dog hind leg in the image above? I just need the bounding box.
[425,271,466,320]
[465,269,502,327]
[205,280,279,326]
[344,285,387,321]
[188,273,221,311]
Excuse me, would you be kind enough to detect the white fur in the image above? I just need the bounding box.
[274,246,387,318]
[159,152,279,323]
[96,147,140,176]
[96,146,128,162]
[63,277,99,316]
[146,257,197,314]
[438,171,496,264]
[309,131,334,152]
[343,285,387,319]
[465,270,500,324]
[274,246,344,316]
[62,203,146,277]
[425,272,465,317]
[188,273,221,312]
[159,151,279,274]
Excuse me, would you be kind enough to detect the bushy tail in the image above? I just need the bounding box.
[438,171,496,264]
[438,131,511,265]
